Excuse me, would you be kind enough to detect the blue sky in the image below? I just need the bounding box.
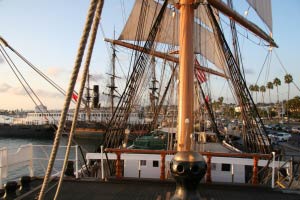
[0,0,299,110]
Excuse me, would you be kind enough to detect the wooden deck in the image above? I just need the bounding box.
[8,177,300,200]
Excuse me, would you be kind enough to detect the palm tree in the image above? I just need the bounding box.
[260,85,266,104]
[273,77,281,121]
[266,82,273,103]
[273,78,281,104]
[253,84,259,103]
[249,84,254,97]
[284,74,293,123]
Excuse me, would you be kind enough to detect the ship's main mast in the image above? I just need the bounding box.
[176,0,195,151]
[170,2,207,200]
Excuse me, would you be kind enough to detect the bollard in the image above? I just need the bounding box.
[0,189,4,199]
[1,181,18,200]
[65,160,75,177]
[170,151,207,200]
[19,176,31,193]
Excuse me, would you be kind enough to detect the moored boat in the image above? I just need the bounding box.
[0,123,55,139]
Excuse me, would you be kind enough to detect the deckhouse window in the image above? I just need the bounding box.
[140,160,146,166]
[221,164,231,172]
[153,161,159,167]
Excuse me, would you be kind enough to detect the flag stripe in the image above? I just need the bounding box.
[194,59,207,83]
[205,95,209,103]
[72,93,78,102]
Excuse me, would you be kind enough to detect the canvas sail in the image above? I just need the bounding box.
[247,0,272,32]
[118,0,225,70]
[195,3,219,29]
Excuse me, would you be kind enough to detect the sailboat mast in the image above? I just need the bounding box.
[104,30,118,114]
[176,0,195,152]
[149,57,157,114]
[111,34,116,113]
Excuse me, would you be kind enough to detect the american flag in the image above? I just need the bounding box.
[194,59,207,83]
[205,95,209,103]
[72,92,78,102]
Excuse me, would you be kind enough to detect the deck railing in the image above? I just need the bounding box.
[85,148,290,188]
[0,144,79,188]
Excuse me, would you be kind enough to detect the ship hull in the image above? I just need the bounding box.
[0,124,56,139]
[73,128,105,140]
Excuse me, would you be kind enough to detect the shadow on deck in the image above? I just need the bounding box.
[12,177,300,200]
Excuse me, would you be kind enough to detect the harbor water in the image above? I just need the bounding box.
[0,136,101,185]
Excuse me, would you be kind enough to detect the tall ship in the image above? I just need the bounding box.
[0,0,299,199]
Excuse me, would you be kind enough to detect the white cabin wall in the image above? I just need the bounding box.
[124,159,161,179]
[124,160,139,177]
[233,164,245,183]
[211,163,245,183]
[140,160,160,178]
[87,153,290,184]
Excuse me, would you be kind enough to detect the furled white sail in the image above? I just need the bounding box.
[247,0,272,32]
[118,0,224,70]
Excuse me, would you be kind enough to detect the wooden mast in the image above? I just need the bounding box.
[110,34,116,114]
[176,0,195,152]
[169,4,207,199]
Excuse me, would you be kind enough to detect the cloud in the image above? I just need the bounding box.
[16,88,61,98]
[35,89,62,98]
[76,72,106,83]
[46,67,64,76]
[244,68,255,75]
[90,73,105,81]
[10,87,27,95]
[0,85,30,96]
[0,83,61,98]
[0,83,12,92]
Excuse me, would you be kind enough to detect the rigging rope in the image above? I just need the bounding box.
[219,16,269,47]
[0,44,62,127]
[196,78,221,141]
[120,0,127,25]
[103,0,169,148]
[255,50,271,85]
[127,0,148,82]
[0,36,85,121]
[264,49,272,86]
[206,4,271,153]
[150,64,176,131]
[0,37,82,105]
[227,0,246,80]
[0,45,45,108]
[37,0,99,199]
[7,45,67,97]
[0,45,42,109]
[53,1,104,199]
[274,49,300,93]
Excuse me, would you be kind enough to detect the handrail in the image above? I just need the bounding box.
[104,148,274,184]
[0,144,79,188]
[104,148,272,159]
